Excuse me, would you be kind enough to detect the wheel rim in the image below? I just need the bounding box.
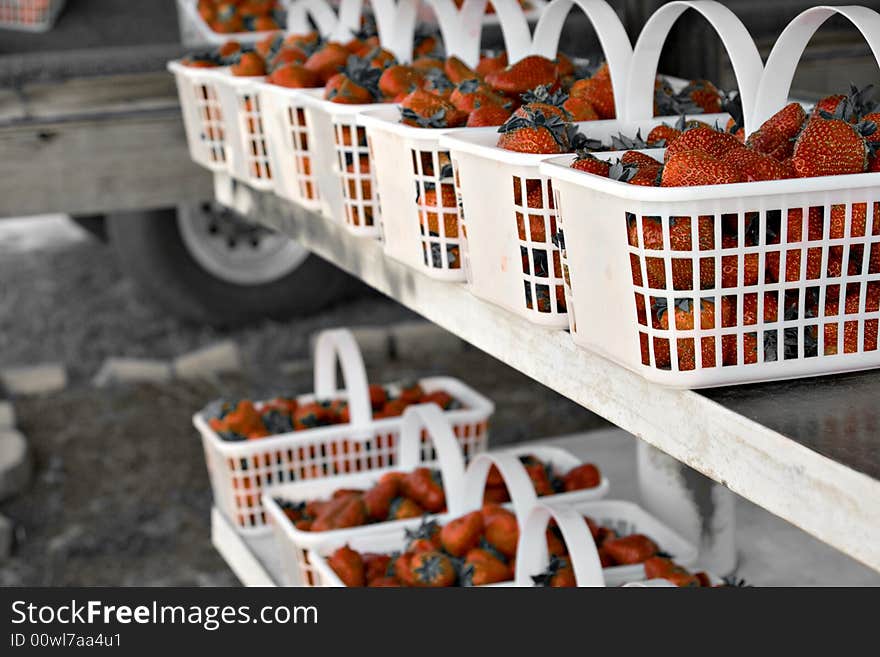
[177,203,309,286]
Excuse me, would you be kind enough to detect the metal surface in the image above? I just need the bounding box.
[219,178,880,572]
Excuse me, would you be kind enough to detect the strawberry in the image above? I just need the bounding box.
[720,234,760,288]
[476,51,507,78]
[531,555,576,587]
[304,42,351,84]
[449,78,506,113]
[410,551,457,587]
[269,46,308,70]
[412,56,444,73]
[621,150,660,168]
[365,46,396,70]
[268,62,319,88]
[721,146,794,181]
[681,79,722,113]
[570,152,610,176]
[563,95,599,121]
[466,103,512,127]
[602,534,658,565]
[792,115,873,178]
[230,51,267,77]
[813,94,846,117]
[440,511,484,557]
[627,215,716,290]
[664,125,742,161]
[569,71,615,120]
[647,122,681,147]
[311,494,367,531]
[414,31,441,58]
[400,467,445,513]
[496,108,571,154]
[746,102,807,160]
[485,55,559,99]
[378,65,424,101]
[484,507,519,558]
[516,85,569,120]
[643,557,700,587]
[444,56,478,85]
[363,552,393,583]
[255,32,283,60]
[325,56,381,104]
[284,31,320,52]
[611,160,662,188]
[404,518,442,554]
[662,150,743,187]
[387,497,423,520]
[462,548,511,586]
[562,463,601,490]
[328,545,365,587]
[362,479,399,521]
[400,89,467,128]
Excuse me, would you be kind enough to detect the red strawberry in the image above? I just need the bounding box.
[621,150,661,168]
[664,126,742,161]
[444,56,478,85]
[646,121,683,147]
[569,73,615,120]
[516,85,569,120]
[813,94,846,117]
[466,103,511,127]
[602,534,658,565]
[476,51,507,78]
[627,215,715,290]
[661,150,744,186]
[268,62,319,88]
[680,79,722,113]
[485,55,559,99]
[449,78,506,113]
[721,146,794,181]
[570,152,610,176]
[820,286,880,354]
[792,115,872,177]
[378,65,424,101]
[230,51,267,77]
[304,42,350,84]
[496,108,571,154]
[563,95,599,121]
[400,89,466,128]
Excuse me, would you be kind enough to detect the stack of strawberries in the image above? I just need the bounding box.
[275,453,602,532]
[204,382,463,442]
[196,0,283,34]
[324,508,679,587]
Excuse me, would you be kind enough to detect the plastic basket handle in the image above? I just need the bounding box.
[514,503,606,587]
[531,0,633,118]
[472,0,536,65]
[397,404,468,494]
[285,0,365,42]
[312,328,372,429]
[623,0,763,135]
[369,0,419,64]
[455,452,538,526]
[425,0,490,68]
[751,5,880,130]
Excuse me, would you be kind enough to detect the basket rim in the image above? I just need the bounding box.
[542,153,880,202]
[193,375,495,453]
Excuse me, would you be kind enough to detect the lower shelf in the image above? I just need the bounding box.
[211,507,282,587]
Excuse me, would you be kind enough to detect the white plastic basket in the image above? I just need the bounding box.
[0,0,64,31]
[266,436,610,586]
[307,451,649,587]
[169,63,232,173]
[436,0,633,326]
[176,0,288,47]
[263,404,467,586]
[541,4,880,388]
[193,329,494,534]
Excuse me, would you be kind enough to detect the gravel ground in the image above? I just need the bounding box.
[0,227,606,586]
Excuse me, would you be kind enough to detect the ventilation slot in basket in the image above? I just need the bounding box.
[626,203,880,372]
[194,82,226,164]
[334,120,378,228]
[286,106,319,201]
[239,92,272,181]
[512,176,566,317]
[412,148,462,271]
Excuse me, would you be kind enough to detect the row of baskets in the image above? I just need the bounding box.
[0,0,65,31]
[195,329,723,587]
[171,0,880,389]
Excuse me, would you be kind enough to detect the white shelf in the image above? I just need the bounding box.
[218,176,880,574]
[211,507,282,587]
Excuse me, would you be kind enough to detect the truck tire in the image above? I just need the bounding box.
[106,205,354,326]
